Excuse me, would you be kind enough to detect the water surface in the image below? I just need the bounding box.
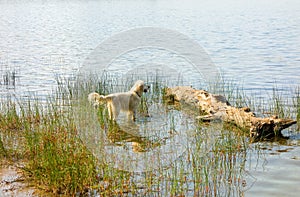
[0,0,299,196]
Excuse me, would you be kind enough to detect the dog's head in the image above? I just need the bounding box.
[131,80,150,97]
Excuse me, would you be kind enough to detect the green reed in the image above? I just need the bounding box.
[0,74,298,196]
[269,86,287,118]
[0,97,98,194]
[161,124,248,196]
[293,86,300,127]
[264,84,300,121]
[0,136,6,157]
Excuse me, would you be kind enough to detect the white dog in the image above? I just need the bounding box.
[88,80,150,121]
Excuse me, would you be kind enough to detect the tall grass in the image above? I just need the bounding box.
[264,84,300,122]
[0,98,98,194]
[0,74,298,195]
[293,86,300,128]
[208,74,255,109]
[0,136,6,158]
[163,128,248,196]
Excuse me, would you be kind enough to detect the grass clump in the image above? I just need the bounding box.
[0,74,299,196]
[159,126,248,196]
[24,111,97,194]
[292,86,300,130]
[0,136,6,157]
[0,99,99,195]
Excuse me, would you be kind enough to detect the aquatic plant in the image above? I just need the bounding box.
[0,69,18,86]
[0,74,298,195]
[293,86,300,128]
[0,136,6,157]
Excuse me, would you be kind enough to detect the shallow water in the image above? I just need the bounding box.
[0,164,36,196]
[1,0,300,196]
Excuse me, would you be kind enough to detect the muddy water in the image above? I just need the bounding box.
[0,0,300,196]
[0,164,36,196]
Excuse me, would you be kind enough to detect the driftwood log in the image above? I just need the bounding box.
[164,86,297,140]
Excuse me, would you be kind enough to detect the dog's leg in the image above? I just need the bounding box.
[127,111,136,121]
[107,103,114,120]
[112,109,119,121]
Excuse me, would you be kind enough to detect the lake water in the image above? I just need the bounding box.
[0,0,299,196]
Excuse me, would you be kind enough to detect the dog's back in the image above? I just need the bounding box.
[105,92,137,111]
[88,80,148,121]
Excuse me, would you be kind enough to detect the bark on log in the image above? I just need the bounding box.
[164,86,297,140]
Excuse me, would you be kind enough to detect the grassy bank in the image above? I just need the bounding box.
[0,76,299,196]
[0,99,97,194]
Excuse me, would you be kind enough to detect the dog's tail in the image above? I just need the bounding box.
[88,92,107,107]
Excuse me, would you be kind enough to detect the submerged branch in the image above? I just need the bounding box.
[164,86,297,140]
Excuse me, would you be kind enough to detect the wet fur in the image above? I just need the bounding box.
[88,80,149,121]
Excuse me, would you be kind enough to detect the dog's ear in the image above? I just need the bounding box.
[136,83,144,95]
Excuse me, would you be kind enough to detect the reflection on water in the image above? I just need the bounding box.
[77,94,251,195]
[84,102,195,172]
[106,121,164,153]
[74,75,300,195]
